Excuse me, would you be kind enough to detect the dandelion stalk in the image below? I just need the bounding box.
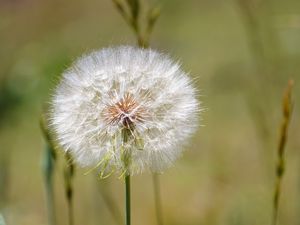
[40,116,57,225]
[43,144,56,225]
[64,152,75,225]
[125,175,131,225]
[153,173,164,225]
[271,79,294,225]
[122,128,132,225]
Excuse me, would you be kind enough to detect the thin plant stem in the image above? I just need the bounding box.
[125,175,131,225]
[43,144,56,225]
[40,117,56,225]
[64,152,75,225]
[122,128,131,225]
[271,80,294,225]
[153,173,164,225]
[67,198,74,225]
[111,0,159,47]
[40,114,75,225]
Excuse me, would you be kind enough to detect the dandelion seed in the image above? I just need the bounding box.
[50,46,200,175]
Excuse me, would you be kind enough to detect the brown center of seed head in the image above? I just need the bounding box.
[104,93,146,128]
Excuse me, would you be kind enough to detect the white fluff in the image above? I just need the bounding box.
[50,46,200,175]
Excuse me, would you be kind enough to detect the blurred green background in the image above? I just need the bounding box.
[0,0,299,224]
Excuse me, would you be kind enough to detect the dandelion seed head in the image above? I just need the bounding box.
[50,46,200,175]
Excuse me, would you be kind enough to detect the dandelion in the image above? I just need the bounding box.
[50,46,199,176]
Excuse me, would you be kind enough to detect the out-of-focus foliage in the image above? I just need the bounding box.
[0,0,299,225]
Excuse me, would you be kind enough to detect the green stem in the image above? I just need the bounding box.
[271,80,294,225]
[122,128,131,225]
[67,196,74,225]
[125,175,131,225]
[64,152,75,225]
[153,173,164,225]
[40,116,57,225]
[43,144,56,225]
